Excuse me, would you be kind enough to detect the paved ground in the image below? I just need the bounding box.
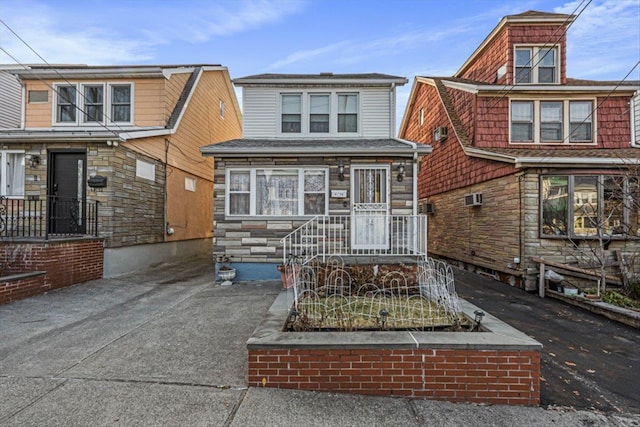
[0,255,639,426]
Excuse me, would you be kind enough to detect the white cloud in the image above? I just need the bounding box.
[0,0,306,65]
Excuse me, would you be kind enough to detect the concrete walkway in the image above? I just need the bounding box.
[1,256,638,426]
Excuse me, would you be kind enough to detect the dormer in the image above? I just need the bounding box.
[234,73,407,139]
[455,10,574,85]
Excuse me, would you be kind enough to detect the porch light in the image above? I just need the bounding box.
[473,310,485,330]
[397,162,405,182]
[338,162,345,181]
[29,155,41,168]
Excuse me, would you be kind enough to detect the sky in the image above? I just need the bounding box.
[1,0,639,130]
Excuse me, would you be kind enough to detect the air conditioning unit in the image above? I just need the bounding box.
[464,193,483,207]
[419,202,435,214]
[433,126,448,142]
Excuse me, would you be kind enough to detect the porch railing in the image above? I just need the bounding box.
[281,214,427,265]
[0,196,99,239]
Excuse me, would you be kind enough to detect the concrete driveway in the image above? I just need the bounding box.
[1,256,638,426]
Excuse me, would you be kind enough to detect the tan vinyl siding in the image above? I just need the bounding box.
[133,79,165,127]
[164,72,190,122]
[23,81,52,128]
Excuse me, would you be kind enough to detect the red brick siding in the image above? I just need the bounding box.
[0,273,47,305]
[0,240,103,304]
[248,348,540,406]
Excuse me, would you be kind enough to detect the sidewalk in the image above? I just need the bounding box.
[1,255,638,426]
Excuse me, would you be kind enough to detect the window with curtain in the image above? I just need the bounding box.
[511,101,533,141]
[569,101,593,142]
[0,151,25,197]
[227,168,328,217]
[110,84,132,122]
[84,85,104,123]
[541,175,638,238]
[338,93,358,132]
[540,101,562,142]
[281,94,301,133]
[309,94,329,133]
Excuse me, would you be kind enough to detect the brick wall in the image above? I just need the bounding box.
[248,348,540,406]
[0,273,46,305]
[0,239,104,304]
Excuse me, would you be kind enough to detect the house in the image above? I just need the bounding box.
[399,11,640,291]
[200,73,431,280]
[0,64,241,281]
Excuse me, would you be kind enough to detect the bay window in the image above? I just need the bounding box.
[227,168,328,217]
[0,151,25,197]
[541,175,638,238]
[510,100,594,144]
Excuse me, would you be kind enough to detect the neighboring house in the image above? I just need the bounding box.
[399,11,640,291]
[0,65,22,128]
[201,73,431,280]
[0,64,241,278]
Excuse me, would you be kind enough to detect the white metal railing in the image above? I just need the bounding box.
[281,214,427,265]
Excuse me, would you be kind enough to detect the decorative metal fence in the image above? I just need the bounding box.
[0,196,99,239]
[286,255,463,331]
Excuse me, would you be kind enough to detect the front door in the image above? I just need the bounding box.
[351,165,390,250]
[48,151,87,234]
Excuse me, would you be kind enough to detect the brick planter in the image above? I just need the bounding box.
[248,292,542,406]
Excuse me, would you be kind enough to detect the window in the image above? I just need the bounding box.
[0,151,25,196]
[110,84,131,123]
[84,85,104,123]
[540,102,562,142]
[136,159,155,181]
[510,100,594,144]
[309,94,329,132]
[541,175,638,238]
[514,46,558,84]
[338,93,358,132]
[54,82,132,125]
[419,108,424,126]
[511,101,533,142]
[227,168,328,217]
[281,94,301,133]
[219,100,225,119]
[185,177,196,192]
[56,85,77,123]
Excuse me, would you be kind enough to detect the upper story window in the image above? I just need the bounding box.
[279,92,359,135]
[0,150,25,197]
[515,46,559,84]
[309,94,329,133]
[338,93,358,133]
[510,99,594,144]
[281,94,302,133]
[54,82,133,126]
[219,100,225,119]
[227,167,328,217]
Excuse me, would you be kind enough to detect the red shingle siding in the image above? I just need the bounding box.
[0,240,104,304]
[459,28,509,83]
[508,25,568,84]
[248,348,540,406]
[597,96,633,147]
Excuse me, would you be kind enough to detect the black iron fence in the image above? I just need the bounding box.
[0,196,99,239]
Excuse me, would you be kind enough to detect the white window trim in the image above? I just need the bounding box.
[278,90,361,137]
[225,167,329,218]
[509,98,597,145]
[52,82,134,126]
[513,44,561,85]
[0,150,25,197]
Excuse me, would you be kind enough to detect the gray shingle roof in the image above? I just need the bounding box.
[200,138,431,157]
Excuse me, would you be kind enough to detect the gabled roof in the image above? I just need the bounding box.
[200,138,431,158]
[400,76,640,168]
[234,73,408,86]
[455,10,575,78]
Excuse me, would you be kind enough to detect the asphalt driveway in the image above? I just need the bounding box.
[1,255,638,426]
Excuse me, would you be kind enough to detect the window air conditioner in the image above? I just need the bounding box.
[419,202,435,214]
[433,126,448,142]
[464,193,483,207]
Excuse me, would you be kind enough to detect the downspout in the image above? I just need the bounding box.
[631,94,637,146]
[413,152,418,216]
[20,83,26,129]
[164,138,170,241]
[390,83,396,137]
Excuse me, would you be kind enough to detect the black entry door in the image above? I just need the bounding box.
[48,151,87,234]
